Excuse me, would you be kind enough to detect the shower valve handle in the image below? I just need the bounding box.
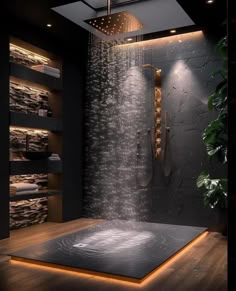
[166,126,170,132]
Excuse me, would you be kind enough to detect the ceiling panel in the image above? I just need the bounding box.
[84,0,144,10]
[52,0,194,40]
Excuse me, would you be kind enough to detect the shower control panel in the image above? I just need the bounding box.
[154,70,162,159]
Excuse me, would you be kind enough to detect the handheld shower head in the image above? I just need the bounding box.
[142,64,161,72]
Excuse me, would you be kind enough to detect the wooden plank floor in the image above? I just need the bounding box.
[0,219,227,291]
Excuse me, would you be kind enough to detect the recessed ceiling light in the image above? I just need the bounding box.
[206,0,214,4]
[127,38,133,41]
[170,29,176,34]
[46,23,52,27]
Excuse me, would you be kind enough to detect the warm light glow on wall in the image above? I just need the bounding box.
[114,31,203,49]
[10,43,50,64]
[10,231,208,287]
[10,79,50,95]
[10,76,51,92]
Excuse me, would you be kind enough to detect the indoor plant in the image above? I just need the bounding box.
[196,35,228,235]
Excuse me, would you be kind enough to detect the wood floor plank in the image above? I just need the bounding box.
[0,219,227,291]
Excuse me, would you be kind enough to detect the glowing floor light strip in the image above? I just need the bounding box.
[10,231,208,286]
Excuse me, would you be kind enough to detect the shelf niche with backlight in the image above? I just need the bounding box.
[10,62,62,91]
[9,37,63,228]
[10,112,63,132]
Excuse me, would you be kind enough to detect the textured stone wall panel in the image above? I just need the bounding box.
[10,81,49,115]
[10,198,48,230]
[9,45,49,230]
[10,44,48,67]
[10,128,48,159]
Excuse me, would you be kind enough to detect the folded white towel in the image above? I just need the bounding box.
[48,153,60,160]
[36,70,60,78]
[15,189,39,195]
[31,65,60,74]
[10,182,38,192]
[43,71,60,78]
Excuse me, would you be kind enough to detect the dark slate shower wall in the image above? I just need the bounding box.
[83,31,225,227]
[145,31,225,227]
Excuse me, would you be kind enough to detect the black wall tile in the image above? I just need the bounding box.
[83,31,226,228]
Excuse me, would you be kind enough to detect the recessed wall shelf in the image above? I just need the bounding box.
[10,189,62,202]
[10,62,62,91]
[10,160,62,175]
[8,36,64,229]
[10,112,63,132]
[1,30,84,238]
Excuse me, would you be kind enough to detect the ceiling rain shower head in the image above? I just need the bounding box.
[84,0,144,36]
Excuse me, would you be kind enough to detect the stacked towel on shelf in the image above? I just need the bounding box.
[10,182,39,196]
[10,186,16,196]
[31,65,61,78]
[48,153,61,161]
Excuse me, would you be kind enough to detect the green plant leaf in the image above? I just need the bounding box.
[208,93,214,111]
[200,175,227,208]
[202,114,227,163]
[202,119,224,145]
[220,178,228,193]
[212,68,227,79]
[208,81,227,112]
[196,172,209,188]
[206,144,222,156]
[216,36,228,62]
[198,35,227,209]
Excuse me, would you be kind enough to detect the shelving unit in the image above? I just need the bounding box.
[10,62,62,90]
[1,24,85,240]
[10,160,62,175]
[0,28,9,239]
[10,112,63,132]
[10,189,62,202]
[9,36,63,224]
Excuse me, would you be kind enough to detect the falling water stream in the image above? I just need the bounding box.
[84,34,156,221]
